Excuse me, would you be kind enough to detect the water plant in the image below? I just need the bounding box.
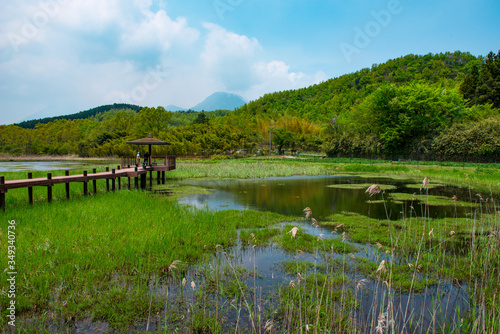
[0,162,498,333]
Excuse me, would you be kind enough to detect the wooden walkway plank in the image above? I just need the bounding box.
[0,165,174,194]
[0,157,176,210]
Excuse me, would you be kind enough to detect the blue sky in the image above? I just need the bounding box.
[0,0,499,125]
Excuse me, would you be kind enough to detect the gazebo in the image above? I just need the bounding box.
[123,134,175,188]
[126,134,171,166]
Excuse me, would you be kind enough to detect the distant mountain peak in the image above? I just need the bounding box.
[192,92,246,111]
[165,105,187,111]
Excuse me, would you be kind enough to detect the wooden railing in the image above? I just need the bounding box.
[120,156,176,170]
[166,156,176,170]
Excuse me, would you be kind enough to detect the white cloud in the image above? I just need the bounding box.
[0,1,204,123]
[200,23,262,91]
[242,61,328,101]
[56,0,122,32]
[256,61,305,82]
[201,22,261,64]
[0,2,329,124]
[119,11,199,56]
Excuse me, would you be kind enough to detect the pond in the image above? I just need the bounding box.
[0,160,116,172]
[177,175,482,220]
[13,170,493,332]
[167,175,484,332]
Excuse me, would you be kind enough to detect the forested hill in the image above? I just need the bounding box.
[16,104,143,129]
[1,50,499,162]
[235,51,482,123]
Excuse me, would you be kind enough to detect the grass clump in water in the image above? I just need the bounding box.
[275,224,357,254]
[239,227,281,246]
[327,183,397,190]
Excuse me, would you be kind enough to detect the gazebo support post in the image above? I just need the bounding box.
[105,167,110,192]
[92,169,97,194]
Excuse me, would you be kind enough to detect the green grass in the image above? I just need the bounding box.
[1,158,499,332]
[326,183,397,190]
[239,227,281,246]
[405,182,443,189]
[153,183,212,198]
[168,158,330,179]
[275,224,357,254]
[383,192,477,207]
[0,190,293,330]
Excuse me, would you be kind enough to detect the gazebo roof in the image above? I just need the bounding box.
[126,134,171,145]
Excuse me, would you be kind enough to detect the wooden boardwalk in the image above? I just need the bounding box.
[0,157,176,211]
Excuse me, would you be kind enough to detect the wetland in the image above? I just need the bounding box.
[0,158,498,333]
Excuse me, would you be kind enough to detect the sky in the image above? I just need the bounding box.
[0,0,499,125]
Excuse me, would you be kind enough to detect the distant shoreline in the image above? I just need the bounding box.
[0,155,118,162]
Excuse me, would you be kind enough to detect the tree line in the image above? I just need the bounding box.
[1,51,499,161]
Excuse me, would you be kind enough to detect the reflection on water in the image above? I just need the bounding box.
[132,219,469,333]
[174,175,477,332]
[0,160,114,172]
[178,175,480,220]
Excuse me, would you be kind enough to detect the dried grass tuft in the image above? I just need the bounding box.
[366,184,382,197]
[288,226,299,238]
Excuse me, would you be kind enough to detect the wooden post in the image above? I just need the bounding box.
[28,172,33,205]
[65,170,70,200]
[0,176,5,212]
[105,167,110,192]
[111,169,116,191]
[117,166,121,190]
[140,173,146,189]
[149,170,152,188]
[83,171,88,196]
[162,171,165,184]
[47,173,52,203]
[128,176,131,190]
[92,169,97,194]
[134,166,139,190]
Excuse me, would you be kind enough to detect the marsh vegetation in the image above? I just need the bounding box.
[0,158,499,333]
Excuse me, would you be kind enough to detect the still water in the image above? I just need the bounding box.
[177,175,478,220]
[8,162,481,332]
[0,160,114,172]
[173,175,476,332]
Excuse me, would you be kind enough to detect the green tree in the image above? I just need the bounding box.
[192,112,209,125]
[135,106,172,136]
[460,51,500,108]
[272,128,297,153]
[460,65,479,105]
[476,51,500,108]
[370,83,465,155]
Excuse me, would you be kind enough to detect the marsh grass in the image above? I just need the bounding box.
[0,190,294,331]
[168,159,329,179]
[239,228,281,246]
[384,192,478,207]
[326,183,397,190]
[276,224,356,254]
[1,161,499,333]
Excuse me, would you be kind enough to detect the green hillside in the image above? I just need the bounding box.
[237,51,480,122]
[1,51,499,161]
[16,104,143,129]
